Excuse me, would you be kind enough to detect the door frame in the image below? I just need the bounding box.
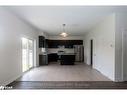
[90,38,96,69]
[21,36,36,73]
[90,39,93,67]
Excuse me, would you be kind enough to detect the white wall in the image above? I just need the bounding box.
[84,14,115,81]
[0,8,43,86]
[115,12,127,81]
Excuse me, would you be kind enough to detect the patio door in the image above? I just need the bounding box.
[22,37,34,72]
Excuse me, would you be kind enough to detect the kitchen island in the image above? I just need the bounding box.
[58,53,75,65]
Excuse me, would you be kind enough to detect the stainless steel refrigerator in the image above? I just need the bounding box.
[74,45,84,62]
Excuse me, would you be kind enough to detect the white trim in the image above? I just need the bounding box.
[34,39,37,67]
[122,29,127,81]
[121,29,124,81]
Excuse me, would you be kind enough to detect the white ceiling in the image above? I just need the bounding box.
[5,6,127,36]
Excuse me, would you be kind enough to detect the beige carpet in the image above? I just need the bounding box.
[17,62,111,81]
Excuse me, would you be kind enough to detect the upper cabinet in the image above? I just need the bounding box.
[39,36,46,48]
[47,40,83,48]
[39,37,83,48]
[47,40,58,48]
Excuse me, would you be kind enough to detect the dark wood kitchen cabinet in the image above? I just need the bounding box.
[64,40,73,48]
[39,36,46,48]
[47,40,58,48]
[48,53,58,62]
[60,55,75,65]
[47,40,83,48]
[39,55,48,65]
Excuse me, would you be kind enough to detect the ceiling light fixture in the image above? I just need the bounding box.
[60,24,68,37]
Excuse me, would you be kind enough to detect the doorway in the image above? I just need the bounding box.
[90,39,93,67]
[22,37,34,72]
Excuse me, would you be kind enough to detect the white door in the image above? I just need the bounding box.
[22,37,34,72]
[93,39,97,68]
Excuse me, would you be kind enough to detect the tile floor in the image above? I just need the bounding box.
[17,62,111,81]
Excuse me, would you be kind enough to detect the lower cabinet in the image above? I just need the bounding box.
[48,53,58,62]
[47,53,75,65]
[60,55,75,65]
[39,55,48,65]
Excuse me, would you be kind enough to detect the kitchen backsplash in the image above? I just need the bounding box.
[48,48,74,53]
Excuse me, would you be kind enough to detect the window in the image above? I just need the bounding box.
[22,37,34,72]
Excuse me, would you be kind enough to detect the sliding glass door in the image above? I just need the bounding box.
[22,37,34,72]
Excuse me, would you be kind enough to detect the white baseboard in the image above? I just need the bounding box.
[94,66,115,81]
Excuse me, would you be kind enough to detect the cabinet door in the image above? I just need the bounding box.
[47,40,51,48]
[53,40,59,48]
[59,40,66,46]
[47,40,58,48]
[47,40,83,48]
[73,40,83,45]
[45,39,49,48]
[64,40,73,48]
[39,36,45,48]
[48,53,58,62]
[39,55,47,65]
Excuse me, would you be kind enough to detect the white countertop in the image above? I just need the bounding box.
[57,53,76,55]
[39,53,75,55]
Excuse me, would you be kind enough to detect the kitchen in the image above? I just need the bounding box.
[39,35,84,66]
